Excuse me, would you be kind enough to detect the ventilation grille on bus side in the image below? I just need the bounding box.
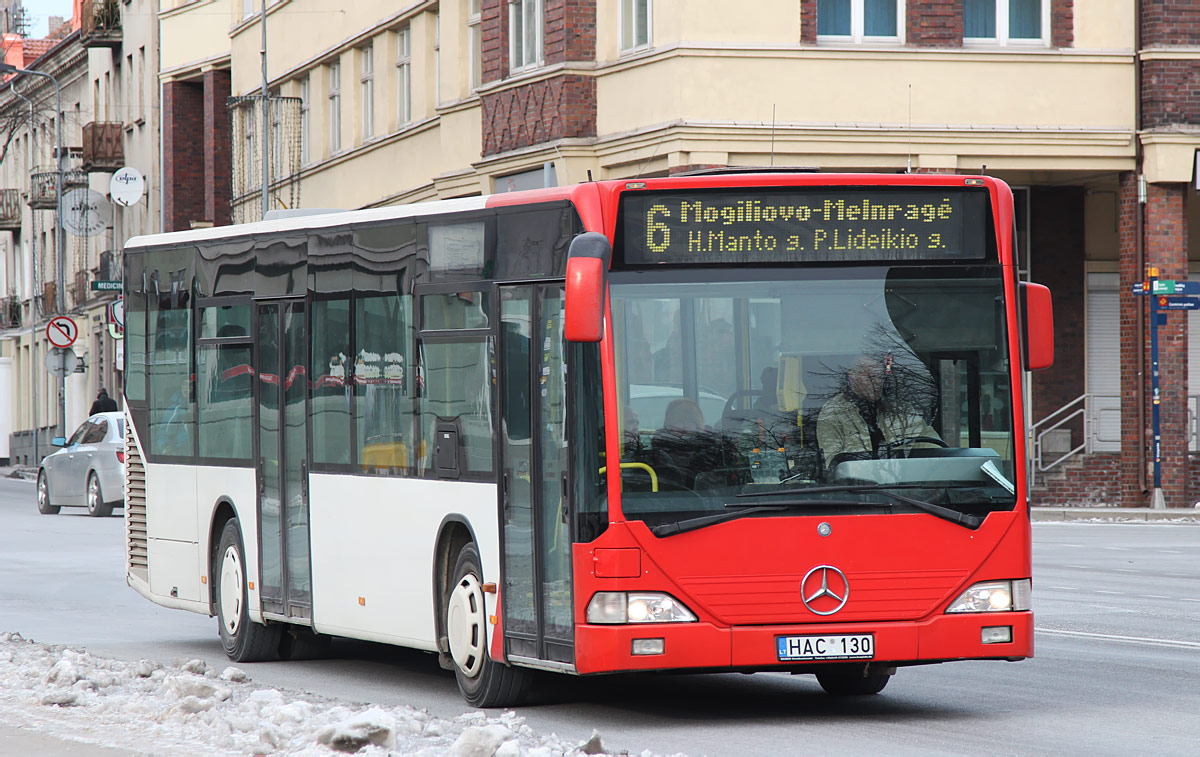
[124,418,148,582]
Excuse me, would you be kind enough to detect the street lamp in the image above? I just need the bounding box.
[1,62,67,440]
[9,82,39,463]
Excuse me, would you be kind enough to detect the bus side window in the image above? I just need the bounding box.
[355,294,416,474]
[312,298,353,466]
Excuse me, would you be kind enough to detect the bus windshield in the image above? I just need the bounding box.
[611,265,1016,532]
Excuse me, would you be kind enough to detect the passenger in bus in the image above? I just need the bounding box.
[649,398,708,488]
[816,353,940,468]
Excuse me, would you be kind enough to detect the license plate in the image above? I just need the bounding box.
[777,634,874,661]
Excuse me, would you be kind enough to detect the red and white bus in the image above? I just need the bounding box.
[122,172,1053,706]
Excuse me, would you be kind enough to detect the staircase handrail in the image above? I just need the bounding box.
[1030,393,1090,483]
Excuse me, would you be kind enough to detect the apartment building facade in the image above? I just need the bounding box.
[0,0,159,465]
[2,1,1195,508]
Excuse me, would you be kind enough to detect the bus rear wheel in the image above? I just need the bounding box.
[215,519,281,662]
[446,543,530,707]
[815,664,893,696]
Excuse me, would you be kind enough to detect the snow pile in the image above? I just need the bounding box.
[0,632,644,756]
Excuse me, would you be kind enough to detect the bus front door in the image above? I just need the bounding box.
[498,284,574,667]
[255,299,313,622]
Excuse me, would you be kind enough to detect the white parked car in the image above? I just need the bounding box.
[37,412,126,517]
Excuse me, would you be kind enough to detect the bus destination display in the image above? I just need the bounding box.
[621,189,987,265]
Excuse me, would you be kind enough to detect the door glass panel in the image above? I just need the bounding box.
[500,285,536,638]
[257,304,282,604]
[283,302,311,606]
[538,286,572,641]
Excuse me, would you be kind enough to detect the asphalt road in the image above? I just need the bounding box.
[2,473,1198,755]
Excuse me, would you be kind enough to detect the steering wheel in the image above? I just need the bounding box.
[884,436,949,456]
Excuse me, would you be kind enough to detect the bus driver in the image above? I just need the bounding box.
[816,353,941,468]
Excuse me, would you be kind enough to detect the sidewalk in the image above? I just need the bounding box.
[2,465,37,481]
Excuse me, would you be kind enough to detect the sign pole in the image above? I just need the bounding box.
[1149,270,1164,508]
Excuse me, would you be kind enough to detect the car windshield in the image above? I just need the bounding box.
[610,266,1017,532]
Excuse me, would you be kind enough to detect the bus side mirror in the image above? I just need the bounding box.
[565,232,611,343]
[1021,282,1054,371]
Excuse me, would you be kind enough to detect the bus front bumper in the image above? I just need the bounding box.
[572,611,1033,675]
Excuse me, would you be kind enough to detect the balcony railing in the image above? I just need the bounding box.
[82,122,124,172]
[0,297,21,330]
[81,0,122,48]
[0,189,21,230]
[29,167,88,209]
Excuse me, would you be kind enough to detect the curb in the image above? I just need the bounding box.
[1032,507,1200,523]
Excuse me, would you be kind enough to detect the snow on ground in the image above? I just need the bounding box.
[0,632,647,756]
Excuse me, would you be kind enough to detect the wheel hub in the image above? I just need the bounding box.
[447,574,486,678]
[219,546,243,635]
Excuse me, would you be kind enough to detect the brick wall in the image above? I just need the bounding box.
[1051,0,1073,47]
[1030,187,1086,445]
[162,80,205,233]
[481,0,508,84]
[203,69,231,228]
[1142,0,1200,46]
[1119,176,1191,507]
[907,0,961,47]
[800,0,816,44]
[481,75,596,156]
[1033,452,1121,506]
[544,0,595,64]
[1142,60,1200,129]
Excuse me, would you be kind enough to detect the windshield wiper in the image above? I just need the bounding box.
[737,483,984,529]
[649,500,884,538]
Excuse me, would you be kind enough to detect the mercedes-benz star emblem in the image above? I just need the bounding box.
[801,565,849,616]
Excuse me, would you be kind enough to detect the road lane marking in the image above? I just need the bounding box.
[1182,598,1200,603]
[1095,590,1124,595]
[1115,569,1139,573]
[1048,586,1079,591]
[1036,628,1200,650]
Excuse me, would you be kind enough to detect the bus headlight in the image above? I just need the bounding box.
[946,579,1032,613]
[586,592,697,624]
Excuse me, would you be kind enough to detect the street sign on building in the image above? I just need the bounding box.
[92,280,122,292]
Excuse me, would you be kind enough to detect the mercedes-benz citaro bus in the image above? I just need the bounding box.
[122,171,1053,706]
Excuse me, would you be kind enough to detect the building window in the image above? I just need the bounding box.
[509,0,542,72]
[468,0,482,89]
[361,44,374,140]
[299,77,310,165]
[396,27,412,125]
[817,0,902,42]
[620,0,651,52]
[964,0,1046,44]
[328,59,342,153]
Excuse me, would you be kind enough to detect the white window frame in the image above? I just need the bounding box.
[509,0,543,72]
[816,0,904,44]
[396,27,412,125]
[270,88,283,180]
[245,106,257,188]
[963,0,1050,47]
[620,0,652,53]
[328,59,342,154]
[360,43,375,140]
[468,0,482,89]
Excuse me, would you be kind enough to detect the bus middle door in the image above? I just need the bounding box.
[254,298,313,624]
[498,283,574,667]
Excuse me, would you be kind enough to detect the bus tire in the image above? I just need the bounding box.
[37,471,60,515]
[215,519,280,662]
[446,543,530,707]
[815,664,893,696]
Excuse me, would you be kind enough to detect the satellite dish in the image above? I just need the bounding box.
[62,188,112,237]
[110,166,146,207]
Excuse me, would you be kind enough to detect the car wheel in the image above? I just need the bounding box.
[37,472,60,515]
[215,519,281,662]
[816,664,893,696]
[446,542,531,707]
[86,473,113,518]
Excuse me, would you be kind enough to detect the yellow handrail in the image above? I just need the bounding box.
[599,462,659,492]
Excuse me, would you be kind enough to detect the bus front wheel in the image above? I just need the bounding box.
[446,543,530,707]
[815,664,893,696]
[215,519,281,662]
